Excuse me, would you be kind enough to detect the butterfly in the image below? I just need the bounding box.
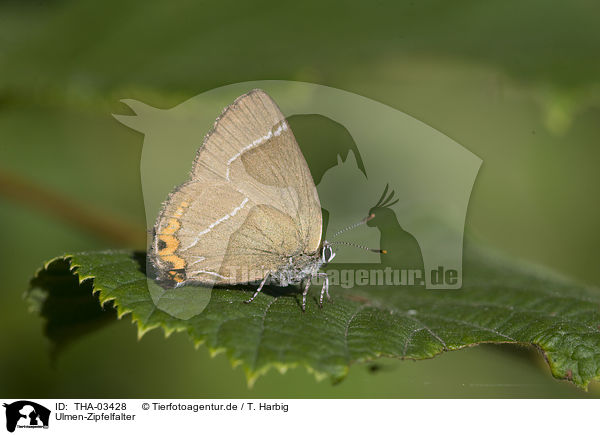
[150,89,341,311]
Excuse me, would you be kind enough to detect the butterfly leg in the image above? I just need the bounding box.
[318,273,330,308]
[318,273,331,301]
[244,273,270,304]
[301,278,311,312]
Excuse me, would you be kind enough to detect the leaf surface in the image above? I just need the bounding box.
[28,246,600,388]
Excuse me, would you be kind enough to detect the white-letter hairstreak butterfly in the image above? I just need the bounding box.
[150,89,378,310]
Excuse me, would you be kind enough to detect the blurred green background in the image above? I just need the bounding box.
[1,0,599,398]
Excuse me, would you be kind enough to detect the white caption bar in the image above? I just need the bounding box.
[0,399,594,434]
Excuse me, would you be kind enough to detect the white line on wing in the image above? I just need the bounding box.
[225,122,288,181]
[182,197,249,251]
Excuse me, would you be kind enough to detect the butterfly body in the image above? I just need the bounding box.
[270,251,325,287]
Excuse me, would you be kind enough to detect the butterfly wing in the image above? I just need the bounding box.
[151,89,322,285]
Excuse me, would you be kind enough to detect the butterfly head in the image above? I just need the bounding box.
[321,242,336,265]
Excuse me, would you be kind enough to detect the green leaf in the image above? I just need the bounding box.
[27,246,600,389]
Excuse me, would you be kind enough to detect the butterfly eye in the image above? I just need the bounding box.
[322,245,335,264]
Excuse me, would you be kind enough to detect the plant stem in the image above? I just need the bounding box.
[0,168,146,247]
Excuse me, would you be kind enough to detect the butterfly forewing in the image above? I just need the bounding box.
[151,89,322,285]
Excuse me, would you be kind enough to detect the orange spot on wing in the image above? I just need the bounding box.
[156,200,191,275]
[173,201,191,218]
[162,218,181,235]
[158,234,186,269]
[169,270,184,283]
[162,254,186,270]
[158,234,178,254]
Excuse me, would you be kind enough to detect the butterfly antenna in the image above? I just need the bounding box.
[328,240,387,254]
[329,213,376,239]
